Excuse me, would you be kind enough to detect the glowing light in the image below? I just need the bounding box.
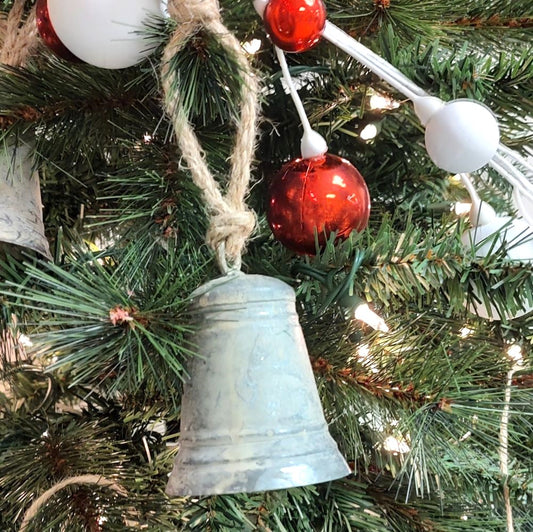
[360,124,378,141]
[347,344,380,373]
[460,326,473,338]
[461,515,468,521]
[454,202,472,215]
[459,430,472,442]
[449,174,463,184]
[18,334,33,347]
[369,93,400,110]
[243,38,262,55]
[507,343,524,366]
[357,344,371,361]
[383,435,410,454]
[143,133,153,144]
[354,303,389,332]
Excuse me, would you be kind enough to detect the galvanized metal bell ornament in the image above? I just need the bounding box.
[166,272,350,496]
[0,142,51,259]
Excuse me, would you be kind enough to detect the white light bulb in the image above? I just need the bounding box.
[506,343,524,366]
[360,124,378,141]
[17,333,33,347]
[354,303,389,332]
[383,435,410,454]
[369,93,399,110]
[243,38,262,55]
[459,326,473,338]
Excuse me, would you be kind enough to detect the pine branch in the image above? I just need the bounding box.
[0,241,208,397]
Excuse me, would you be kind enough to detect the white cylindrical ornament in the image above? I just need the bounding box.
[166,272,350,496]
[0,142,51,259]
[46,0,163,69]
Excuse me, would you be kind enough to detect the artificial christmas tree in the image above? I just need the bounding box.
[0,0,531,530]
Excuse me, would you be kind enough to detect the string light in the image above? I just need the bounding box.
[17,334,33,347]
[243,38,262,55]
[354,303,389,332]
[360,123,378,141]
[460,326,473,338]
[506,343,524,366]
[369,93,400,110]
[383,435,410,454]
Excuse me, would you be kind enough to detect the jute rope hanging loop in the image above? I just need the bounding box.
[162,0,259,273]
[0,0,39,67]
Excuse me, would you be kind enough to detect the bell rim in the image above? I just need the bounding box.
[166,447,351,497]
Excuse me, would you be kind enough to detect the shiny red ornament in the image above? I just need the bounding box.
[268,154,370,255]
[263,0,326,53]
[36,0,82,63]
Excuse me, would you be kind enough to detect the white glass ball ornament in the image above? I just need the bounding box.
[46,0,163,69]
[423,99,500,174]
[462,215,533,320]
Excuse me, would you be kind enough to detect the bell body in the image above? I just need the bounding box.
[166,273,350,496]
[0,142,51,259]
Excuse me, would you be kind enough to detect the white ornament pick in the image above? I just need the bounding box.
[275,46,328,159]
[423,99,500,173]
[46,0,162,69]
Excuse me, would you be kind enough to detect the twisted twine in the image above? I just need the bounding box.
[0,0,39,67]
[162,0,259,273]
[19,474,127,532]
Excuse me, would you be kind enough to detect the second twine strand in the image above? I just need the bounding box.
[161,0,259,273]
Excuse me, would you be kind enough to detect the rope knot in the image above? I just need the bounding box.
[162,0,259,274]
[168,0,221,26]
[207,210,256,261]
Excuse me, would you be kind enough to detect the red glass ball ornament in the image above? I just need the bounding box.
[268,154,371,255]
[36,0,82,63]
[263,0,327,53]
